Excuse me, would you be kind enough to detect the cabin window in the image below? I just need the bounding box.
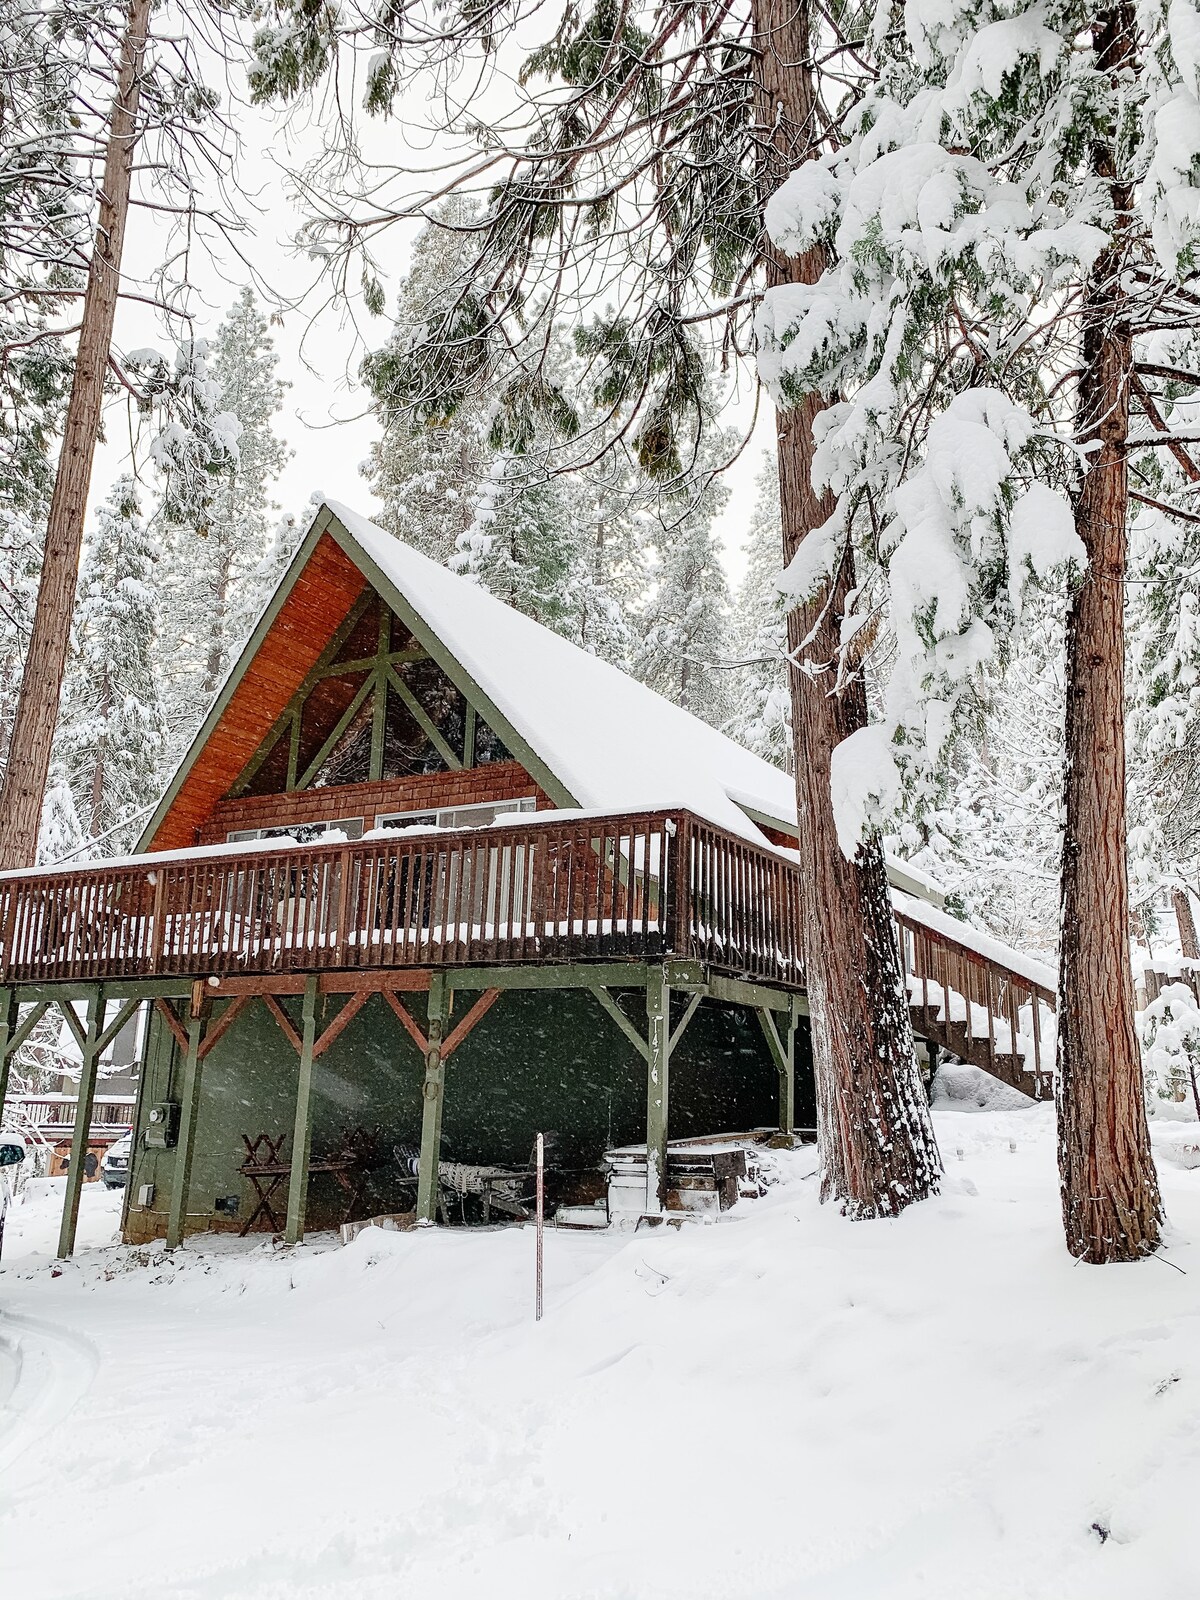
[227,818,365,845]
[229,592,522,800]
[373,797,536,831]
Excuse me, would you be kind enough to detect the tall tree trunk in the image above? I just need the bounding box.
[0,0,152,871]
[1173,889,1199,960]
[1057,0,1162,1263]
[752,0,941,1214]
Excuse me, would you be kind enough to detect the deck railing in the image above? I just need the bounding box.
[895,908,1057,1090]
[0,810,806,988]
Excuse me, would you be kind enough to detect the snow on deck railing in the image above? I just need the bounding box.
[0,808,806,989]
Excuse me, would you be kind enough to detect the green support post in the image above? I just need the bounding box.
[645,967,671,1212]
[0,989,17,1119]
[166,1004,207,1249]
[757,1000,801,1147]
[58,990,105,1260]
[415,974,449,1223]
[285,978,320,1245]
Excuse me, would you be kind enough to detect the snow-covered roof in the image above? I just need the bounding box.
[328,501,801,846]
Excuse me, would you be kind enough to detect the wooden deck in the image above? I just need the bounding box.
[0,806,1057,1095]
[0,809,804,989]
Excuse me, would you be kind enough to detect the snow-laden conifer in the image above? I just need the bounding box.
[58,477,168,854]
[758,0,1187,1259]
[726,456,793,771]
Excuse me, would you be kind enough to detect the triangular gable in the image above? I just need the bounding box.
[140,505,575,852]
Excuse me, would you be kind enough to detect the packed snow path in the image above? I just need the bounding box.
[3,1079,1200,1600]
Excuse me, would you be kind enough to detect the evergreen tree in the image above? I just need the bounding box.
[159,290,290,743]
[252,0,945,1219]
[363,201,492,564]
[727,455,793,770]
[0,0,252,870]
[634,470,734,728]
[902,604,1067,960]
[454,454,579,634]
[753,0,1195,1259]
[58,477,168,854]
[37,762,85,867]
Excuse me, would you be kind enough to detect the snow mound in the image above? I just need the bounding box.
[931,1058,1037,1112]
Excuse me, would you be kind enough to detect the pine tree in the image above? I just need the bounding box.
[58,477,168,853]
[37,763,85,867]
[252,0,945,1218]
[634,469,734,728]
[159,291,290,742]
[753,0,1193,1258]
[902,604,1066,959]
[363,201,493,564]
[727,455,793,770]
[0,0,248,869]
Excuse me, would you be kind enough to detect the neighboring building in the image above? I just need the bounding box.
[0,504,1056,1256]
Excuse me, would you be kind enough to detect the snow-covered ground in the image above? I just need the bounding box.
[4,1076,1200,1600]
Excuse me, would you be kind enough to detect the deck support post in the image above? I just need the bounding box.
[58,989,105,1260]
[166,998,208,1249]
[415,974,449,1223]
[285,977,321,1245]
[645,967,671,1212]
[758,997,802,1146]
[0,988,17,1115]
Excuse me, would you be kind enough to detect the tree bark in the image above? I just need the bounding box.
[751,0,941,1214]
[1057,0,1162,1262]
[0,0,152,870]
[1173,888,1199,960]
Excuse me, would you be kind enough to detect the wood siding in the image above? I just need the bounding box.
[147,534,368,852]
[202,763,551,844]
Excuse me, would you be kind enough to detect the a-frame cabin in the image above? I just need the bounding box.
[0,504,1057,1255]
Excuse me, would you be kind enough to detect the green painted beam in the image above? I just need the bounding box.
[426,962,652,994]
[669,990,703,1055]
[316,647,426,678]
[704,973,799,1012]
[285,977,320,1245]
[94,995,142,1058]
[56,998,87,1051]
[662,959,707,992]
[386,662,464,771]
[296,671,377,792]
[166,1009,207,1249]
[589,985,649,1062]
[57,990,104,1259]
[11,979,191,1004]
[368,604,391,783]
[415,973,449,1223]
[645,968,670,1213]
[0,990,17,1116]
[3,998,52,1058]
[323,513,578,810]
[230,586,377,800]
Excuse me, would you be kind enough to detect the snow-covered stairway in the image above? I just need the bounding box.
[893,898,1057,1101]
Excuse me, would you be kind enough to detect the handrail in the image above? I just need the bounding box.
[895,907,1057,1093]
[0,808,805,988]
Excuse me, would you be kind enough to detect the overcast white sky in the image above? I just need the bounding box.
[97,86,770,586]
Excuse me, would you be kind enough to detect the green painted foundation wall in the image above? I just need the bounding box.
[124,987,815,1243]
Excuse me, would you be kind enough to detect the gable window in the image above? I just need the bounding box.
[232,591,520,801]
[227,818,365,845]
[373,797,536,831]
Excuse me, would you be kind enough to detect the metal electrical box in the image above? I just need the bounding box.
[145,1102,180,1149]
